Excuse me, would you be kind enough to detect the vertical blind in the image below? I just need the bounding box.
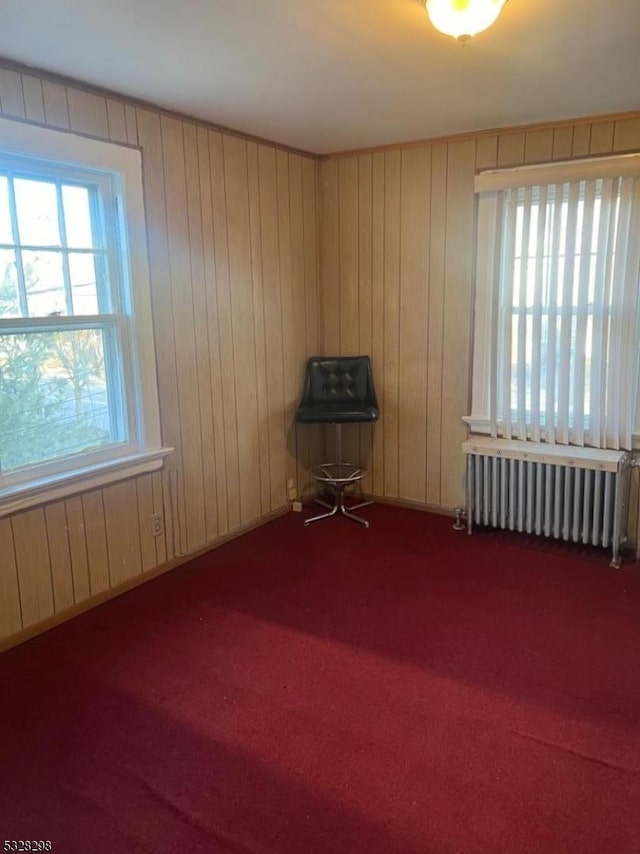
[473,160,640,451]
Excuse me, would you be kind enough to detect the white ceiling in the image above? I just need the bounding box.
[0,0,638,154]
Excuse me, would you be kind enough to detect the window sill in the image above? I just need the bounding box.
[463,416,640,451]
[0,448,173,518]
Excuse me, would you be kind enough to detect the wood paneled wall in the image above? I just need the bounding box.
[0,66,321,645]
[319,116,640,528]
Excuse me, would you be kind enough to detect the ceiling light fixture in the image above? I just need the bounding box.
[425,0,507,44]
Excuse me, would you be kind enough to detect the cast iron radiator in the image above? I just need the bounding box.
[462,437,632,567]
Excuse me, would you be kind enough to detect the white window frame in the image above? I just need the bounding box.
[0,117,171,516]
[466,152,640,448]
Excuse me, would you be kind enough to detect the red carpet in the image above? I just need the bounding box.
[1,505,639,853]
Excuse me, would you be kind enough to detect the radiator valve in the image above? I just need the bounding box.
[452,507,466,531]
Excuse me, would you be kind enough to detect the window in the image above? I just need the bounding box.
[0,118,169,514]
[468,153,640,451]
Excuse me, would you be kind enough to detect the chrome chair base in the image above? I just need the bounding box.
[306,460,372,527]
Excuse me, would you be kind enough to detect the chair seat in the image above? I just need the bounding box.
[295,402,379,424]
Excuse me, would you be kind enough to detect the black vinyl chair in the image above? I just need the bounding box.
[295,355,379,527]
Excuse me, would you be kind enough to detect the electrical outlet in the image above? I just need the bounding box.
[292,500,303,513]
[151,512,164,538]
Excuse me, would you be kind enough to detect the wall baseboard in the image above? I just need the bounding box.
[0,503,290,654]
[362,494,458,517]
[303,489,458,518]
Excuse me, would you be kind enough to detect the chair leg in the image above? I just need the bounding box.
[340,504,370,527]
[304,504,339,526]
[347,499,374,511]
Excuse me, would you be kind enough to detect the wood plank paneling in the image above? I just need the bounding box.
[276,150,300,493]
[197,126,229,535]
[106,99,128,144]
[319,159,340,355]
[247,141,272,512]
[302,158,320,358]
[184,122,218,542]
[163,469,177,562]
[152,471,167,566]
[613,117,640,152]
[136,475,157,572]
[426,143,447,506]
[358,154,374,492]
[45,502,74,612]
[210,131,242,529]
[524,129,553,164]
[440,139,476,508]
[0,69,25,118]
[338,156,360,467]
[571,124,591,156]
[0,519,22,635]
[67,89,109,137]
[475,135,497,170]
[589,122,614,155]
[102,481,142,586]
[82,491,110,596]
[371,152,385,496]
[398,145,430,502]
[136,108,185,540]
[124,106,138,146]
[21,75,45,123]
[302,157,323,487]
[65,496,90,602]
[41,81,70,129]
[258,145,287,510]
[11,509,53,628]
[224,135,262,523]
[383,150,402,498]
[552,126,574,160]
[497,133,525,167]
[288,154,310,494]
[162,117,206,550]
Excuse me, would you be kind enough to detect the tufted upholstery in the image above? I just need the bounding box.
[295,356,379,424]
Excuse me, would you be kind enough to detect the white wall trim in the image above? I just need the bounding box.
[0,115,165,491]
[462,434,628,472]
[475,152,640,192]
[0,447,173,517]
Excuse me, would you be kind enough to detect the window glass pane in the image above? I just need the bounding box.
[69,252,99,314]
[0,327,126,471]
[63,184,95,249]
[0,175,12,244]
[14,178,61,247]
[23,250,67,317]
[0,249,20,318]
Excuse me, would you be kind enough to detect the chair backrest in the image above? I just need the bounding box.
[305,356,375,404]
